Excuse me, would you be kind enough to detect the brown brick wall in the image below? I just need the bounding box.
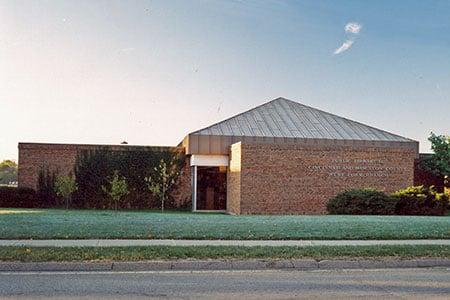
[18,143,191,207]
[226,142,241,214]
[232,143,416,215]
[172,160,191,207]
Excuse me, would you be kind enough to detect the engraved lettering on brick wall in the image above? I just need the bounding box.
[308,158,406,177]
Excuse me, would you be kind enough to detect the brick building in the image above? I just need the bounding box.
[19,97,419,214]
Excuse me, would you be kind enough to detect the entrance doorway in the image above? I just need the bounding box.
[195,166,227,211]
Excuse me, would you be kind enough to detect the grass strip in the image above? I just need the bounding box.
[0,245,449,262]
[1,208,450,240]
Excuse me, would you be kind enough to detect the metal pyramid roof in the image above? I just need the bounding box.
[190,97,413,142]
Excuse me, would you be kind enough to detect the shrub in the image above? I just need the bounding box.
[73,148,185,209]
[36,167,58,208]
[145,156,181,212]
[393,185,449,216]
[0,187,37,208]
[54,175,78,209]
[327,189,397,215]
[101,170,129,210]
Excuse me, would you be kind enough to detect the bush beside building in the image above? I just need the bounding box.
[327,186,449,216]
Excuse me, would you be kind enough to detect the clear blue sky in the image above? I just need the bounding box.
[1,0,449,160]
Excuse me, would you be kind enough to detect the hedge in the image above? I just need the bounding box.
[71,148,186,209]
[327,186,449,216]
[393,185,448,216]
[0,187,37,208]
[326,189,397,215]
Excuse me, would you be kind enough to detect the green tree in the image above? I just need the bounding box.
[145,157,180,212]
[0,159,17,172]
[101,170,129,211]
[54,175,78,209]
[0,160,18,185]
[428,132,450,176]
[424,132,450,183]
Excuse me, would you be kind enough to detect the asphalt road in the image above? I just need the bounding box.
[0,268,449,299]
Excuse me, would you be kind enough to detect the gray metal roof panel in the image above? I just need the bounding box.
[190,97,414,142]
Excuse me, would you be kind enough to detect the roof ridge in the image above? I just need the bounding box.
[189,97,283,135]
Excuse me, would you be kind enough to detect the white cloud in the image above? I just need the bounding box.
[333,22,362,55]
[333,39,354,55]
[345,22,362,34]
[119,47,135,52]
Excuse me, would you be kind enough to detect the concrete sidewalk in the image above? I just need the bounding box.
[1,239,450,247]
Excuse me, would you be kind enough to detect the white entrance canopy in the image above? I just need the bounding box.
[190,154,229,167]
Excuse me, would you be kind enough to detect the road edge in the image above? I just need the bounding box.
[1,258,449,272]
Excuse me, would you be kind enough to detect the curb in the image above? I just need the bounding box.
[1,259,449,272]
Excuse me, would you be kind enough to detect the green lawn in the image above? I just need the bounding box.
[0,208,449,240]
[1,245,449,262]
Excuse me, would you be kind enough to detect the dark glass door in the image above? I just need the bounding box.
[196,166,227,210]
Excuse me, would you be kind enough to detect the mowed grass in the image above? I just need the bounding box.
[0,208,449,240]
[1,245,449,262]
